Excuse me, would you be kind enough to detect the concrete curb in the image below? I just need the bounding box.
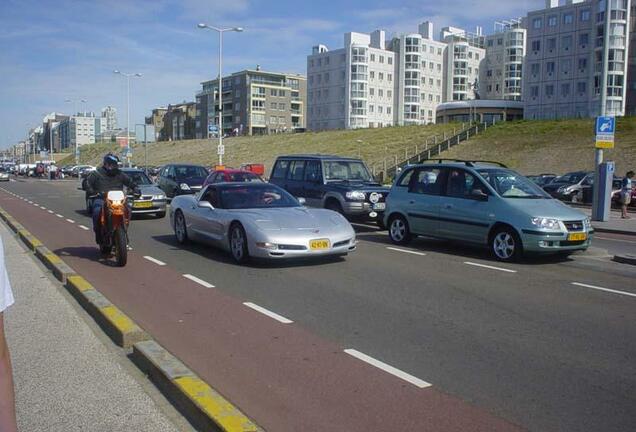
[132,341,261,432]
[613,254,636,266]
[0,203,263,431]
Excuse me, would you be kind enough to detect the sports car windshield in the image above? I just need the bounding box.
[175,166,208,180]
[479,170,551,199]
[324,161,372,182]
[220,186,300,209]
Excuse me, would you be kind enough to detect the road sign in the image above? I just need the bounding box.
[595,116,615,149]
[217,145,225,155]
[208,124,218,133]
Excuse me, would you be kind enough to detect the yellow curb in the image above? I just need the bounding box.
[97,305,149,348]
[67,275,93,293]
[174,376,259,432]
[44,252,62,265]
[99,305,137,335]
[18,229,43,250]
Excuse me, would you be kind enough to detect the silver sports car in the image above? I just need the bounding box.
[170,183,357,263]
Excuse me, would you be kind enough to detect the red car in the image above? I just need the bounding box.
[203,169,264,187]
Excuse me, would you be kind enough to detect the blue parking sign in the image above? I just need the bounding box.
[595,116,615,135]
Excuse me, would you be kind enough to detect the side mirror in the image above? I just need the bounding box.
[197,201,214,210]
[471,189,489,201]
[297,197,306,205]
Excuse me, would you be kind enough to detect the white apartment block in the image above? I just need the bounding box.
[441,26,486,102]
[71,115,97,146]
[524,0,632,120]
[101,106,117,132]
[307,31,395,130]
[480,20,527,100]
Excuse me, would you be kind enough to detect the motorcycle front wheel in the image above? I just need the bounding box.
[114,226,128,267]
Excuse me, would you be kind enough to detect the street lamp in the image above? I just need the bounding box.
[114,70,142,167]
[198,23,244,167]
[65,98,87,164]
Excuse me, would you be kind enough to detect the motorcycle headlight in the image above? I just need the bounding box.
[531,217,560,230]
[345,191,366,201]
[180,183,191,190]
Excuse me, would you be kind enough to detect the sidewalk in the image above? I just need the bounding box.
[578,207,636,236]
[1,223,189,431]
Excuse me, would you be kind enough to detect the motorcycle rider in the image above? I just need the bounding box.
[85,154,139,244]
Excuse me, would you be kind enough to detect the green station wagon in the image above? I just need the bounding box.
[384,160,593,262]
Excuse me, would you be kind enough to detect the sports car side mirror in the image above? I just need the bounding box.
[197,201,214,210]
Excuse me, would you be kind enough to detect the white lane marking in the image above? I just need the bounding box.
[78,225,90,231]
[596,236,636,244]
[386,247,426,256]
[571,282,636,299]
[56,214,63,218]
[40,206,46,210]
[243,302,293,324]
[344,349,432,389]
[183,274,215,288]
[143,256,166,266]
[47,210,54,214]
[463,261,517,273]
[66,219,75,224]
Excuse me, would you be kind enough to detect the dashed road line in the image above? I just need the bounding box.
[56,214,64,218]
[243,302,293,324]
[344,349,432,389]
[143,256,166,266]
[386,247,426,256]
[66,219,75,224]
[78,225,90,231]
[463,261,517,273]
[183,274,215,288]
[47,210,54,214]
[571,282,636,299]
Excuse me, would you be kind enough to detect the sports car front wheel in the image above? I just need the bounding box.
[230,223,250,264]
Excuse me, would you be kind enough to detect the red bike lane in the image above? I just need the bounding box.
[0,190,522,432]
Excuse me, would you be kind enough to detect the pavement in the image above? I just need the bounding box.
[1,219,192,431]
[1,178,636,432]
[577,207,636,236]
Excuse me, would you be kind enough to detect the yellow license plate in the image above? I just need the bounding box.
[310,239,330,250]
[133,201,153,209]
[568,233,587,241]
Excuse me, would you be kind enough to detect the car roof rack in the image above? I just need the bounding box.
[422,159,508,168]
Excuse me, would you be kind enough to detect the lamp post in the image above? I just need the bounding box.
[197,23,244,167]
[113,70,142,167]
[65,98,87,164]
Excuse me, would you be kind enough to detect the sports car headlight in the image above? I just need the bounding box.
[153,194,166,200]
[255,242,278,250]
[531,217,560,230]
[180,183,191,190]
[345,191,366,201]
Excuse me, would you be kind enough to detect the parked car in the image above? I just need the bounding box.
[60,165,76,176]
[269,155,390,228]
[0,167,9,182]
[542,171,593,202]
[170,182,356,263]
[203,169,264,187]
[527,174,557,187]
[384,160,593,262]
[612,183,636,207]
[71,165,94,177]
[157,164,209,198]
[84,168,167,217]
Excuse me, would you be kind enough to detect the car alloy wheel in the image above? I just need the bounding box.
[175,211,188,244]
[491,227,521,262]
[230,224,249,264]
[389,216,411,245]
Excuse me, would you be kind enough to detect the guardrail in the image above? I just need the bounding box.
[372,120,496,183]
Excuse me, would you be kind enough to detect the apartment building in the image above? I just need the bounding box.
[145,107,168,141]
[524,0,631,120]
[58,113,102,151]
[164,102,196,141]
[101,106,118,132]
[440,26,486,102]
[480,20,527,100]
[627,1,636,114]
[196,69,306,137]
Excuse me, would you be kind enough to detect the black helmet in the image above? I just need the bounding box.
[103,153,119,166]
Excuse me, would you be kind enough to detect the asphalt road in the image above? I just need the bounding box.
[2,178,635,432]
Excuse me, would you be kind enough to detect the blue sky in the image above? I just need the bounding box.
[0,0,544,149]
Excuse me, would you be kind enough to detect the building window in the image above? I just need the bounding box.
[533,18,542,29]
[488,39,494,47]
[563,13,573,25]
[579,33,589,46]
[547,38,556,51]
[324,73,329,83]
[370,71,375,79]
[547,61,555,74]
[561,83,570,97]
[388,73,392,82]
[370,88,375,96]
[531,86,539,98]
[577,82,587,94]
[370,54,375,62]
[325,57,329,65]
[369,104,374,113]
[378,106,383,114]
[531,63,540,75]
[387,90,392,98]
[379,72,384,80]
[580,9,590,22]
[388,57,393,65]
[548,15,557,27]
[387,107,391,115]
[545,84,554,97]
[379,55,384,63]
[562,35,572,51]
[271,102,277,109]
[578,58,587,71]
[531,40,541,52]
[378,89,384,97]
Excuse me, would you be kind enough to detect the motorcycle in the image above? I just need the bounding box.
[96,190,132,267]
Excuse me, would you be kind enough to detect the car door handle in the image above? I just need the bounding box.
[444,204,453,209]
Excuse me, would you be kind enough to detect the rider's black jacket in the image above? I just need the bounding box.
[86,167,138,197]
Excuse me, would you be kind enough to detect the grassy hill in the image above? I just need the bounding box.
[437,117,636,176]
[61,117,636,178]
[60,123,462,173]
